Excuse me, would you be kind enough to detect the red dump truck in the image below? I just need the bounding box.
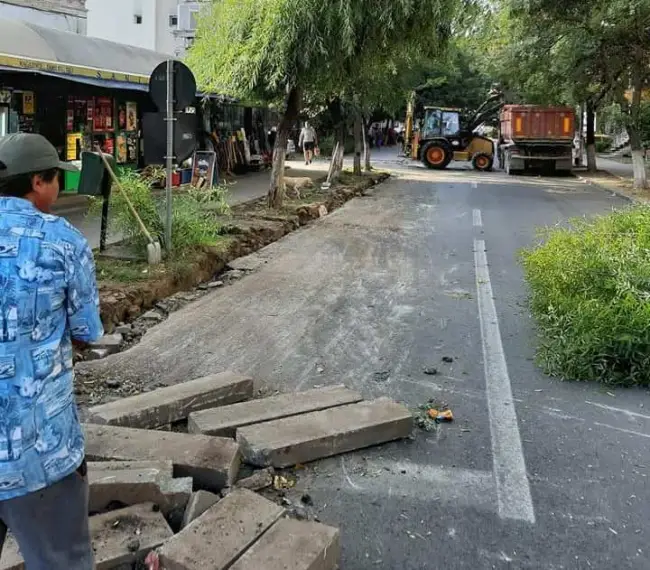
[498,105,576,175]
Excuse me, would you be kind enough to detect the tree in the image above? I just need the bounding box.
[482,0,650,186]
[189,0,455,205]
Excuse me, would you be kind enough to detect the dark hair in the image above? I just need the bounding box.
[0,168,59,198]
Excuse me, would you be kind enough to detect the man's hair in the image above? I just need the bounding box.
[0,168,59,198]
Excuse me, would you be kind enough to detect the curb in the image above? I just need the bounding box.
[574,173,642,205]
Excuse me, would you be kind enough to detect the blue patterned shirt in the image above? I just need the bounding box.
[0,197,103,500]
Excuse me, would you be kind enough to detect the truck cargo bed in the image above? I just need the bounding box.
[500,105,575,143]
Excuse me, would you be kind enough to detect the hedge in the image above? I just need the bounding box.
[520,206,650,386]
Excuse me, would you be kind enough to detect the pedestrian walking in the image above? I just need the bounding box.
[298,122,318,165]
[0,133,103,569]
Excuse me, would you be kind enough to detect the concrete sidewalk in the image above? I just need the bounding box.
[54,163,326,249]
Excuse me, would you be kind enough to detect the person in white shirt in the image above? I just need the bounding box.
[298,122,318,165]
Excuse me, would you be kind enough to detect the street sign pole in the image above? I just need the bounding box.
[165,59,175,254]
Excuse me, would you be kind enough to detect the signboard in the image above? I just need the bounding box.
[148,60,197,112]
[191,151,217,188]
[22,92,34,115]
[0,53,149,84]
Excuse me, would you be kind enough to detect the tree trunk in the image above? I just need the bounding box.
[353,113,363,176]
[586,103,597,173]
[331,122,346,182]
[268,87,301,208]
[363,116,372,171]
[628,53,648,190]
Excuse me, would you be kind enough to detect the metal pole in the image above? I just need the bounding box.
[165,59,175,254]
[99,194,110,252]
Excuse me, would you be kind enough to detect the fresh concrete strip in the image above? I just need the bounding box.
[88,460,192,515]
[236,398,413,468]
[87,371,254,429]
[0,503,173,570]
[84,424,241,491]
[229,518,341,570]
[158,489,285,570]
[187,385,363,437]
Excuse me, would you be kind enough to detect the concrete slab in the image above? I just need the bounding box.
[87,371,254,429]
[229,518,341,570]
[0,503,173,570]
[84,424,241,491]
[187,385,363,437]
[234,467,274,491]
[236,398,413,468]
[181,490,220,528]
[88,460,192,515]
[158,489,285,570]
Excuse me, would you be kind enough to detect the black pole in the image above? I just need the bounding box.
[99,194,109,252]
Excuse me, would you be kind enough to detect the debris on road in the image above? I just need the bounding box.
[188,384,362,437]
[442,356,454,363]
[414,399,453,431]
[237,398,413,468]
[87,371,254,429]
[48,380,411,569]
[423,367,439,376]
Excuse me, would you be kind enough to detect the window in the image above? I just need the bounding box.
[169,14,178,27]
[442,112,460,136]
[134,14,142,24]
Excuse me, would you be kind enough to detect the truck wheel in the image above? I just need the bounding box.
[472,153,493,172]
[422,143,452,170]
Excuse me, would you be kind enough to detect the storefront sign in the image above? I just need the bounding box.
[126,102,137,131]
[0,53,149,85]
[22,92,34,115]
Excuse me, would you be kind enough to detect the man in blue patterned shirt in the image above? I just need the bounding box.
[0,134,103,569]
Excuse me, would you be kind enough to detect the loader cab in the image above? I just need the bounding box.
[422,107,462,138]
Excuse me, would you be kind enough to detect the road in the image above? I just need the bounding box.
[82,160,650,569]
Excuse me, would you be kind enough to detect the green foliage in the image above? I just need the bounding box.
[317,134,355,157]
[521,207,650,386]
[91,170,228,253]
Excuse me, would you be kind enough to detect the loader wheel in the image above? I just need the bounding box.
[472,153,493,172]
[422,143,452,170]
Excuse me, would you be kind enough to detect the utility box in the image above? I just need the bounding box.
[77,151,115,198]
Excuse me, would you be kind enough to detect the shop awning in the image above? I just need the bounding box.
[0,18,169,89]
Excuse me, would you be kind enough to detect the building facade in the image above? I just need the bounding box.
[0,0,86,34]
[85,0,202,57]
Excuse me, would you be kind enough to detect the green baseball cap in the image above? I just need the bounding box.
[0,133,78,179]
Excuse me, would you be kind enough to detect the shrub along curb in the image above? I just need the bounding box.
[98,173,390,331]
[521,205,650,386]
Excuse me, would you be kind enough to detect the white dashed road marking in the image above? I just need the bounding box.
[474,238,536,523]
[473,208,483,227]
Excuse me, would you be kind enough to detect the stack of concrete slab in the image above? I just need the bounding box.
[187,385,414,468]
[0,372,414,569]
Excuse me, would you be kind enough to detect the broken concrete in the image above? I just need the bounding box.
[236,398,413,468]
[84,424,241,491]
[90,333,123,354]
[234,467,274,491]
[158,489,285,570]
[87,371,254,429]
[0,503,173,570]
[181,490,220,528]
[187,385,362,437]
[88,460,192,515]
[229,519,341,570]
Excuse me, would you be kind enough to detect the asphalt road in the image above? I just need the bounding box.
[83,162,650,569]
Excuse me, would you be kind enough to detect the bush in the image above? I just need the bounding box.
[595,139,612,153]
[90,169,228,252]
[520,206,650,386]
[317,134,356,157]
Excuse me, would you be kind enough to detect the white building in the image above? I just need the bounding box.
[0,0,87,34]
[86,0,202,57]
